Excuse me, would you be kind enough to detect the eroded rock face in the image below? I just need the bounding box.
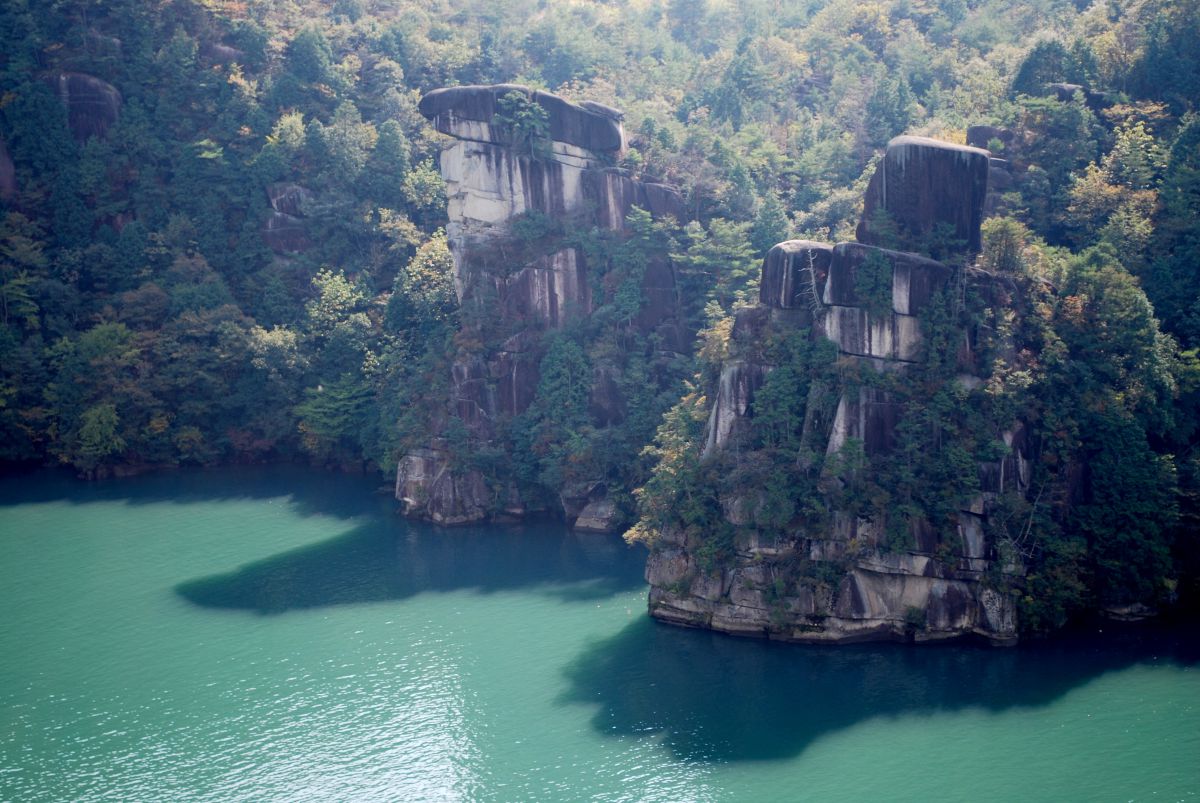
[966,126,1017,216]
[857,135,989,253]
[201,42,245,64]
[965,125,1013,150]
[419,84,625,153]
[651,138,1031,645]
[267,182,313,217]
[261,183,314,252]
[820,243,950,362]
[651,444,1023,646]
[0,137,15,200]
[574,496,620,533]
[395,447,498,526]
[261,214,310,253]
[397,85,683,530]
[759,240,832,311]
[704,359,773,455]
[46,72,121,141]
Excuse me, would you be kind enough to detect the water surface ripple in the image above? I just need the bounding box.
[1,467,1196,801]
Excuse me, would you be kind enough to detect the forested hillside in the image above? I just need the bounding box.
[1,0,1198,625]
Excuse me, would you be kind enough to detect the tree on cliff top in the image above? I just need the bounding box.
[495,91,550,158]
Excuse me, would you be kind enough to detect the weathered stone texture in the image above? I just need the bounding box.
[857,135,989,253]
[46,72,121,141]
[825,386,902,456]
[0,137,15,200]
[759,240,832,310]
[647,135,1030,645]
[260,213,310,253]
[574,496,620,533]
[267,182,313,217]
[703,360,773,454]
[395,447,494,526]
[419,84,624,153]
[398,85,683,531]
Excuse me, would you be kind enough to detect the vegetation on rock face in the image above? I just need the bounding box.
[494,90,551,158]
[0,0,1198,627]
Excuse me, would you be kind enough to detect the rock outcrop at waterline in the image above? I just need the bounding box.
[645,135,1028,645]
[396,85,684,529]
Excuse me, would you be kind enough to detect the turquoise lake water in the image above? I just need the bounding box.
[1,466,1197,801]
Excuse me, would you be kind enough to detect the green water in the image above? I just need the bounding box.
[1,468,1197,802]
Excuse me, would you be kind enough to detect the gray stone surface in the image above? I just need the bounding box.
[857,135,990,253]
[46,72,121,141]
[0,137,14,200]
[647,136,1030,646]
[398,86,683,526]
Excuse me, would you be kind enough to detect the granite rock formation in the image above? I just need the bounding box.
[261,182,314,253]
[201,42,245,64]
[396,85,684,528]
[857,135,989,253]
[646,135,1029,645]
[0,137,15,200]
[1046,82,1113,110]
[967,125,1016,216]
[45,72,121,141]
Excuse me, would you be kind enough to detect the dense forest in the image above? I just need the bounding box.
[1,0,1198,630]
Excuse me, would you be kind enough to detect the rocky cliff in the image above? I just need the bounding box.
[396,85,685,529]
[261,182,314,253]
[857,136,989,253]
[44,72,122,141]
[643,135,1032,645]
[0,136,15,200]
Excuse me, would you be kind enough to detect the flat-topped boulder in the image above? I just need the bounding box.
[824,242,951,316]
[857,135,989,254]
[759,240,833,310]
[419,84,624,153]
[201,42,245,64]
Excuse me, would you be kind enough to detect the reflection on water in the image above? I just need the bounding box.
[560,615,1200,763]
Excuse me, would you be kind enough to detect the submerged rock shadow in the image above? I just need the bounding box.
[176,516,645,614]
[560,615,1200,764]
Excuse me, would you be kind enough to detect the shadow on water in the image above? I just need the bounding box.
[11,465,1199,766]
[174,519,645,613]
[560,615,1200,764]
[0,465,645,612]
[0,464,388,520]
